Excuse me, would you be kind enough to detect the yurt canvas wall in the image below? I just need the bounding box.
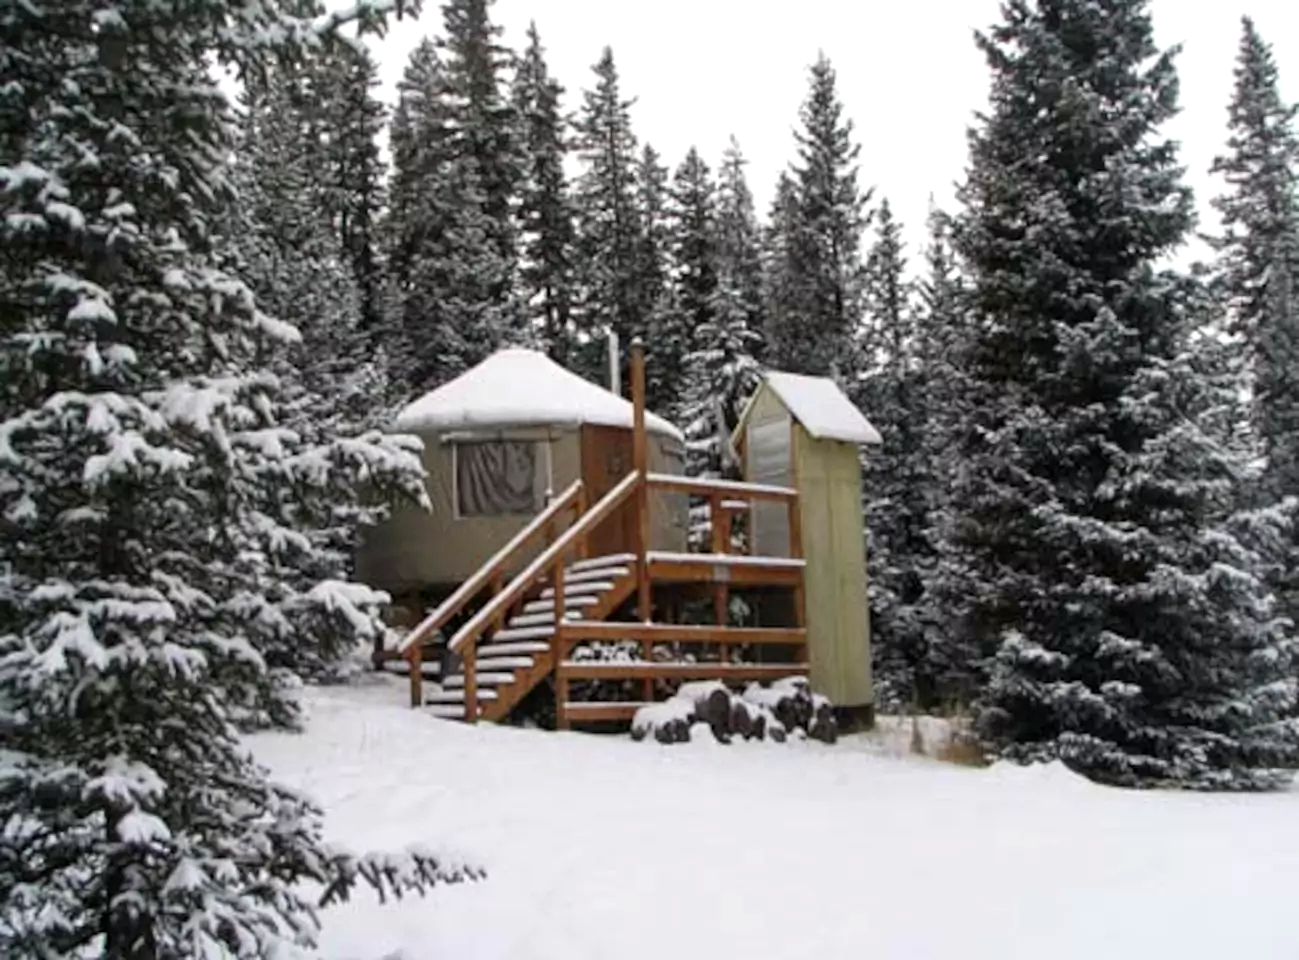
[358,424,686,596]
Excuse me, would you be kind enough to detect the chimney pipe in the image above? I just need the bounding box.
[607,330,621,395]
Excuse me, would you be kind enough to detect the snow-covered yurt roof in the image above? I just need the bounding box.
[395,348,684,442]
[733,370,883,445]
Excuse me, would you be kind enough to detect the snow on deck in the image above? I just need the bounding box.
[394,348,682,442]
[251,679,1299,960]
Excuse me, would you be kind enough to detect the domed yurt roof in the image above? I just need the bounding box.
[395,347,684,442]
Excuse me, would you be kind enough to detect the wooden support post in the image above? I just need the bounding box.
[553,556,566,630]
[409,646,423,708]
[575,486,589,560]
[463,644,478,724]
[710,494,729,659]
[631,339,651,625]
[555,642,570,731]
[490,571,505,635]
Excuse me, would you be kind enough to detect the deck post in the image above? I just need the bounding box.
[575,485,589,560]
[710,494,730,659]
[555,631,570,731]
[490,571,505,636]
[464,643,478,724]
[409,645,423,708]
[631,340,651,624]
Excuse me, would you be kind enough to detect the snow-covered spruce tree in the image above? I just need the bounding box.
[224,63,430,721]
[653,147,718,421]
[387,0,520,395]
[950,0,1299,788]
[762,171,804,366]
[513,21,578,364]
[0,1,470,956]
[572,47,642,383]
[853,200,930,710]
[1209,16,1299,617]
[713,138,767,364]
[313,43,390,341]
[765,53,871,377]
[907,205,979,707]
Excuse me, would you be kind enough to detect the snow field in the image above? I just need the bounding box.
[251,677,1299,960]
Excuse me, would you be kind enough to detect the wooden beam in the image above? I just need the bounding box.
[463,643,478,724]
[562,702,651,723]
[408,645,423,708]
[631,340,651,626]
[645,473,797,502]
[560,622,806,649]
[647,558,804,588]
[559,661,809,681]
[555,627,570,731]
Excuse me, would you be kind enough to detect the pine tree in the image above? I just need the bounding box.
[909,206,979,705]
[225,63,431,724]
[949,0,1299,788]
[313,43,389,341]
[0,2,470,955]
[387,0,521,394]
[854,200,931,709]
[1209,17,1299,617]
[762,172,804,369]
[653,147,717,419]
[765,54,871,377]
[513,21,577,363]
[714,137,767,362]
[572,47,642,383]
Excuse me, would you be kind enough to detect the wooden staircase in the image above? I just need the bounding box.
[420,555,636,721]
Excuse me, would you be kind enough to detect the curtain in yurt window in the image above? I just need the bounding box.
[454,440,541,516]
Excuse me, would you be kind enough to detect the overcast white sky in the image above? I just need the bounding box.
[369,0,1298,262]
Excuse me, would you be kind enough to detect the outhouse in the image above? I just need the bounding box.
[732,371,882,720]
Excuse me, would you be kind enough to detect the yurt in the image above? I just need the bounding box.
[359,348,688,604]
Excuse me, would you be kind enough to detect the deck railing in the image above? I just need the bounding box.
[439,469,641,719]
[399,478,586,706]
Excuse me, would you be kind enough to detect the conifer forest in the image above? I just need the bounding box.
[3,1,1299,957]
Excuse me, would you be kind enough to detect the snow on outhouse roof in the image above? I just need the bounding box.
[734,370,883,445]
[395,348,684,442]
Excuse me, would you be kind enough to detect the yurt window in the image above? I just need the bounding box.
[451,440,546,517]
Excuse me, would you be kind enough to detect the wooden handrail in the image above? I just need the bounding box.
[398,478,585,655]
[646,472,797,502]
[447,470,641,655]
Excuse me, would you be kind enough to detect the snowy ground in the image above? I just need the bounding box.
[251,677,1299,960]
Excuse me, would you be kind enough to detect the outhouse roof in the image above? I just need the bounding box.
[733,370,883,446]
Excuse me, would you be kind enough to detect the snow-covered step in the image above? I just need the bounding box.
[427,704,470,720]
[522,595,598,615]
[539,580,614,601]
[558,565,630,586]
[476,640,551,657]
[507,610,585,629]
[425,688,498,705]
[567,553,635,574]
[381,658,441,677]
[443,671,518,688]
[491,624,558,642]
[474,655,535,671]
